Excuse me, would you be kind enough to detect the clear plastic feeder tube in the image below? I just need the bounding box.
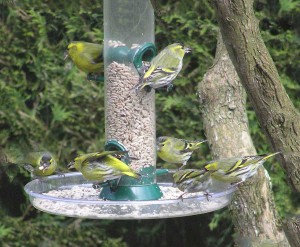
[104,0,155,172]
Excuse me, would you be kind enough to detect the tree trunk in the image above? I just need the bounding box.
[197,34,289,246]
[211,0,300,193]
[283,216,300,247]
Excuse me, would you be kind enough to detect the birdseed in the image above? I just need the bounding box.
[105,61,156,171]
[31,184,232,219]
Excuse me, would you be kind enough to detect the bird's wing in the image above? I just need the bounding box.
[155,49,181,68]
[77,45,102,64]
[173,169,206,183]
[23,152,44,168]
[23,164,34,173]
[204,157,242,171]
[80,151,127,163]
[142,49,180,82]
[81,161,114,180]
[211,171,242,184]
[79,52,100,64]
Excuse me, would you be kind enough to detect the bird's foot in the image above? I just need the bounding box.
[204,192,212,201]
[56,171,65,178]
[177,193,186,202]
[92,183,101,189]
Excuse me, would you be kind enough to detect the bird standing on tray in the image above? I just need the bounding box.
[23,152,58,178]
[173,152,280,200]
[203,152,280,184]
[65,41,102,75]
[173,169,214,200]
[68,151,141,188]
[135,43,191,92]
[156,136,207,169]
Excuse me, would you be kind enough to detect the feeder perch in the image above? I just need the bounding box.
[24,0,236,219]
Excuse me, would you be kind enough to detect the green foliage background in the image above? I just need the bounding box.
[0,0,299,246]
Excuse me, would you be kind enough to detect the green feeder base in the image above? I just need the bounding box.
[100,183,162,201]
[99,166,164,201]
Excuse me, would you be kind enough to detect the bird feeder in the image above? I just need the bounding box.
[24,0,236,219]
[101,0,159,200]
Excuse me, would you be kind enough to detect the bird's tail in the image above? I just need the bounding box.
[261,152,281,160]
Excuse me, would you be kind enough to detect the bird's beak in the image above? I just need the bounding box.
[197,140,208,146]
[184,47,192,53]
[64,51,69,60]
[39,162,50,171]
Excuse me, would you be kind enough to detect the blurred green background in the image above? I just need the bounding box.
[0,0,299,246]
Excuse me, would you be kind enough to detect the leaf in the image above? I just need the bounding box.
[51,103,73,123]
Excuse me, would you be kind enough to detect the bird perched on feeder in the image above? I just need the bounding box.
[173,152,280,200]
[65,41,102,76]
[135,43,191,92]
[68,150,141,188]
[23,152,58,178]
[173,169,214,200]
[203,152,280,184]
[156,136,207,170]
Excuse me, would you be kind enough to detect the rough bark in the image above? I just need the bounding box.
[211,0,300,193]
[197,34,289,246]
[283,216,300,247]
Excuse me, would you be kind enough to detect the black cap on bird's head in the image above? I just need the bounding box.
[156,136,167,144]
[40,153,53,169]
[156,136,168,150]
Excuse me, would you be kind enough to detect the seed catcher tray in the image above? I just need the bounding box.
[24,171,236,220]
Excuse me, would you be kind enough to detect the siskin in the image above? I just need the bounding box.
[23,152,57,177]
[173,169,213,199]
[173,152,280,200]
[203,152,280,184]
[65,41,102,75]
[68,151,141,184]
[135,43,191,91]
[156,136,207,169]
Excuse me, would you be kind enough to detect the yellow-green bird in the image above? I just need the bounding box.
[156,136,207,169]
[65,41,102,75]
[203,152,280,184]
[23,152,57,177]
[173,169,213,199]
[135,43,191,91]
[68,151,141,183]
[173,153,280,199]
